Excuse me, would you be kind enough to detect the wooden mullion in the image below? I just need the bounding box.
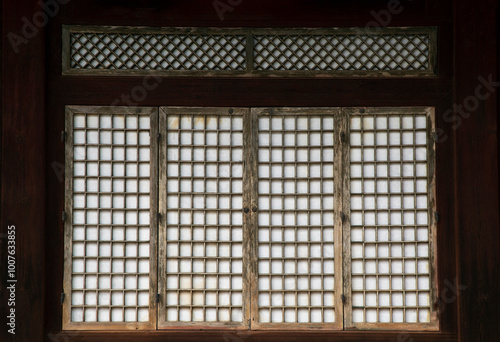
[338,108,352,329]
[149,108,160,330]
[248,108,259,329]
[425,107,439,326]
[246,33,254,73]
[62,107,76,329]
[157,108,168,327]
[241,107,253,329]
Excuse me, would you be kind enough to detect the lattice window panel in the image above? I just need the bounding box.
[63,26,436,76]
[158,108,247,328]
[63,106,438,331]
[63,106,158,330]
[345,107,438,329]
[253,34,430,71]
[253,108,341,328]
[69,32,246,71]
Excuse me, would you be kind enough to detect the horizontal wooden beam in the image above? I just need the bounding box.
[47,77,452,108]
[47,331,457,342]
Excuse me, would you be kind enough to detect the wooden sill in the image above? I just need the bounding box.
[47,330,457,342]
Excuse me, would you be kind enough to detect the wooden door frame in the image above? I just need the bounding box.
[1,0,498,341]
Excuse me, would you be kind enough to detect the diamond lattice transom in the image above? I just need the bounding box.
[70,33,247,70]
[253,34,429,71]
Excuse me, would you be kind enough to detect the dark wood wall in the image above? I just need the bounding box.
[454,1,500,341]
[1,1,46,342]
[1,0,498,341]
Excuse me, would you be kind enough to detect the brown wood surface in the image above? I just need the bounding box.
[1,1,46,342]
[454,0,500,341]
[38,330,458,342]
[247,108,258,330]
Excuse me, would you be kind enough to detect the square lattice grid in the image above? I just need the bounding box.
[256,111,337,326]
[159,108,246,326]
[63,106,157,329]
[347,108,437,329]
[63,106,438,331]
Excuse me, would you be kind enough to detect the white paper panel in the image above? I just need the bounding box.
[165,114,244,323]
[257,115,336,323]
[70,111,151,323]
[350,113,431,324]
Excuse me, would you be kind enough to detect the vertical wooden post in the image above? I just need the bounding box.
[1,1,46,342]
[454,1,500,341]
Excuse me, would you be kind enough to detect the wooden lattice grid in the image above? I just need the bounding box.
[62,26,437,77]
[158,107,249,329]
[63,106,158,330]
[69,32,246,71]
[342,107,438,330]
[253,108,341,329]
[253,34,430,71]
[63,106,438,331]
